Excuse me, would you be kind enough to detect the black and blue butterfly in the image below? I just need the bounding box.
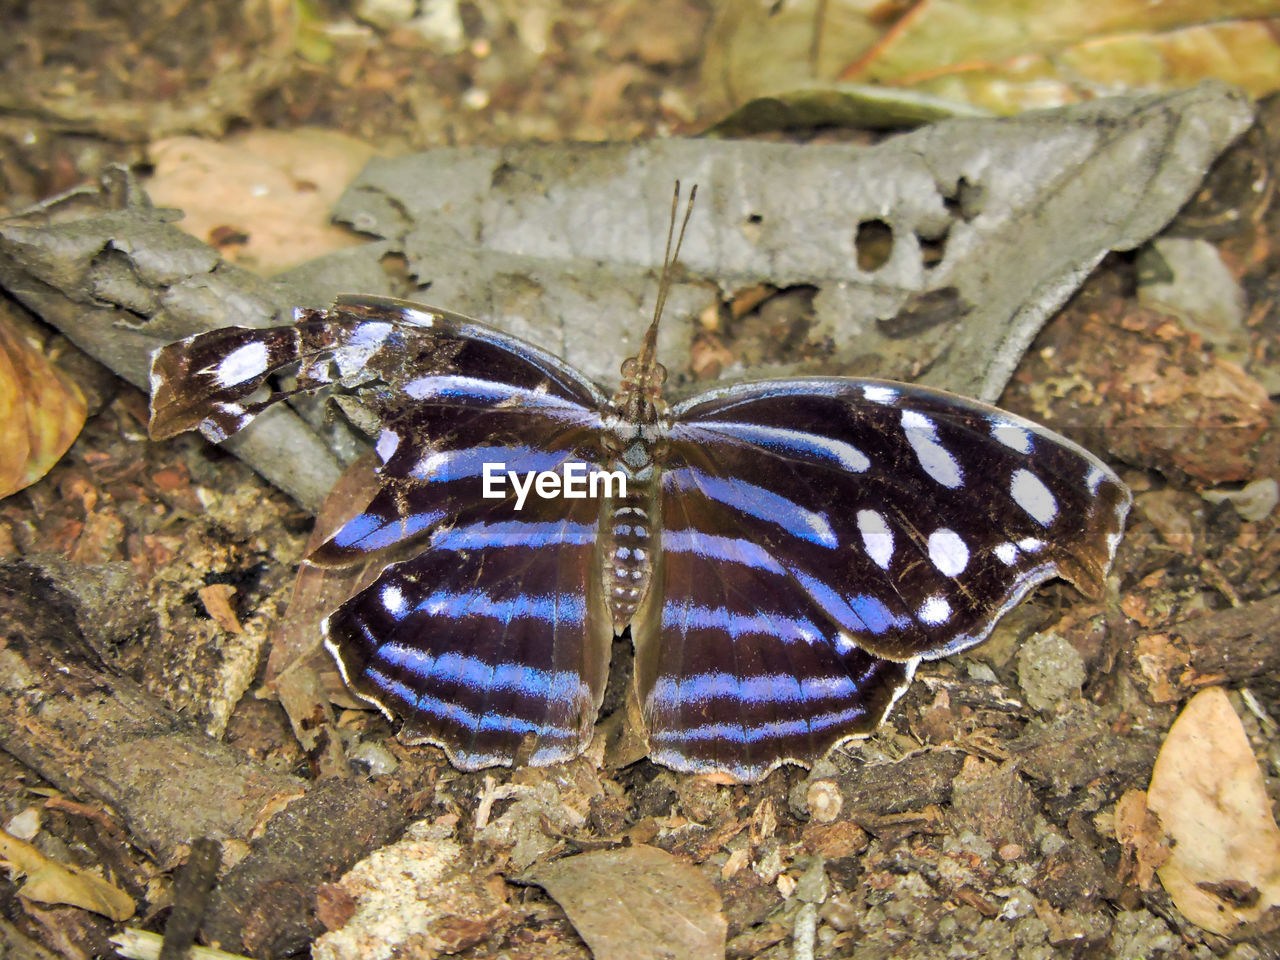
[149,193,1129,783]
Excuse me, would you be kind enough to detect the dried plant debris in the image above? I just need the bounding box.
[523,845,728,960]
[1133,595,1280,706]
[0,0,297,142]
[1147,687,1280,936]
[0,167,372,510]
[1005,298,1273,486]
[0,827,134,921]
[0,312,86,499]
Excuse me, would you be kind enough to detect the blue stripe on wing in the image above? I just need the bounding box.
[665,467,838,548]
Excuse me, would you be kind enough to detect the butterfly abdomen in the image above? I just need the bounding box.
[599,426,667,629]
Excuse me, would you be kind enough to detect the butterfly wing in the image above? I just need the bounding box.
[149,295,609,442]
[636,378,1130,780]
[326,472,613,768]
[150,295,616,767]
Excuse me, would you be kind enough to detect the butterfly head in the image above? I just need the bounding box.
[614,351,668,423]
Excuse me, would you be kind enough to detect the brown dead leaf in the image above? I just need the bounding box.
[266,453,382,775]
[844,1,1280,110]
[705,0,1280,117]
[146,130,378,275]
[0,828,134,920]
[0,316,86,500]
[1147,687,1280,935]
[523,845,727,960]
[1134,633,1190,704]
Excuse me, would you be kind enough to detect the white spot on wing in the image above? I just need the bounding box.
[401,308,436,327]
[381,584,407,615]
[1086,464,1108,495]
[857,509,894,569]
[902,410,963,488]
[334,322,393,377]
[214,341,269,387]
[863,384,899,405]
[1011,468,1058,525]
[994,542,1018,565]
[919,595,951,625]
[376,429,400,463]
[990,417,1033,454]
[927,528,969,576]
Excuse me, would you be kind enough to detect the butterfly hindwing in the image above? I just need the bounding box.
[635,484,914,780]
[326,480,613,768]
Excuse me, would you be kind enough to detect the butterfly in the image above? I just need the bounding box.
[149,188,1130,783]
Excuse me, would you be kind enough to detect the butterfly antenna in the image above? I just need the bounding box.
[636,182,697,371]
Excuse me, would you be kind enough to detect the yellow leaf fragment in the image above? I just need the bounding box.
[1147,687,1280,936]
[0,828,135,921]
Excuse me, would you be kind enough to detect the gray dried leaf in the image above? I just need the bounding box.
[334,82,1252,402]
[0,168,387,511]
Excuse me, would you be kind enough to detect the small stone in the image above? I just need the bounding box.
[4,807,39,840]
[806,780,842,823]
[998,842,1024,862]
[1017,632,1086,712]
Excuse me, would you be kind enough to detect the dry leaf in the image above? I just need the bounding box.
[523,845,727,960]
[1147,687,1280,935]
[0,828,135,920]
[0,316,85,499]
[147,130,378,275]
[705,0,1280,118]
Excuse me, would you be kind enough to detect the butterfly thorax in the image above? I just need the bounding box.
[599,355,670,629]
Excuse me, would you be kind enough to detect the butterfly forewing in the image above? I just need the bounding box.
[149,296,609,444]
[663,379,1130,659]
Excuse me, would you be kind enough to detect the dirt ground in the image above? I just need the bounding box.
[1,3,1279,959]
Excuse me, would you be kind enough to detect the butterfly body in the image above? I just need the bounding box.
[151,285,1129,782]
